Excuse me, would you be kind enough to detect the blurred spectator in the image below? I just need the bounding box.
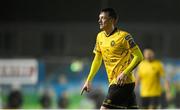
[174,90,180,108]
[160,91,169,108]
[87,87,105,109]
[6,90,23,109]
[57,91,69,109]
[58,74,67,85]
[79,96,95,109]
[172,66,180,108]
[39,91,52,109]
[136,48,171,109]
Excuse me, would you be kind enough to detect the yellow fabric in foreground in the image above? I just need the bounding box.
[137,60,165,97]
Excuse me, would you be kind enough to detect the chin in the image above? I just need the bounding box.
[99,26,104,30]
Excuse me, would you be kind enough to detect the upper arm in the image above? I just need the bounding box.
[123,34,137,50]
[94,52,102,60]
[122,33,143,60]
[93,35,102,62]
[93,35,101,54]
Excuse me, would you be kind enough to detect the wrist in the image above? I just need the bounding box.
[85,80,91,84]
[122,71,128,75]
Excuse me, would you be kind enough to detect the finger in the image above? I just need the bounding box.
[125,76,131,83]
[117,77,121,84]
[81,88,85,95]
[119,79,125,86]
[120,82,124,86]
[117,79,120,85]
[81,87,87,95]
[120,80,123,86]
[117,76,123,84]
[117,79,122,85]
[117,79,119,84]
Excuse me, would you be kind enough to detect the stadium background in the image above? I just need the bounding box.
[0,0,180,109]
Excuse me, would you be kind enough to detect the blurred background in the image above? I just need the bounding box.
[0,0,180,109]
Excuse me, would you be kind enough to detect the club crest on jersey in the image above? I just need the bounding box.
[111,40,115,46]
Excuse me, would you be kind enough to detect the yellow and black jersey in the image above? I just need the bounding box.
[137,60,165,97]
[93,28,139,85]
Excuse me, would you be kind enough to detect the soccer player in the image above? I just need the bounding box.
[136,49,171,109]
[81,8,143,109]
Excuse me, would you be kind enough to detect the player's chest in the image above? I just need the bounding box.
[99,36,125,52]
[141,63,160,76]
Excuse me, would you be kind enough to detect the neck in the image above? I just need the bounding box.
[147,59,154,62]
[104,25,115,36]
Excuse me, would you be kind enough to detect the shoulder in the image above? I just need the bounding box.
[97,31,104,36]
[139,60,146,66]
[119,30,129,35]
[154,60,163,65]
[119,29,132,39]
[153,59,161,63]
[137,60,146,71]
[96,31,104,39]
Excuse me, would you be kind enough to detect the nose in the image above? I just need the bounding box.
[98,18,101,23]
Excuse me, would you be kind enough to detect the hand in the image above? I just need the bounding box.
[117,72,129,86]
[81,81,91,95]
[166,91,172,101]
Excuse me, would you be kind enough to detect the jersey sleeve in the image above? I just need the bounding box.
[93,35,101,54]
[122,33,138,51]
[123,46,143,75]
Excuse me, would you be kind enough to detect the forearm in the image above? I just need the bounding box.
[123,46,143,75]
[86,53,102,82]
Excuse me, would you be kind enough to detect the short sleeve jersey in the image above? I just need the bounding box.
[137,60,165,97]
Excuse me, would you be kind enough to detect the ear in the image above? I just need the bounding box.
[115,18,118,24]
[112,18,117,24]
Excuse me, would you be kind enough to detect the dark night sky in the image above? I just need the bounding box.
[0,0,179,22]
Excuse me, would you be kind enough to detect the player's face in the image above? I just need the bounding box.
[143,49,155,61]
[98,12,113,30]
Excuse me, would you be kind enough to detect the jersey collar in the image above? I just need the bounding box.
[104,27,118,37]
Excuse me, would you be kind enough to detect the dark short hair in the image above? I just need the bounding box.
[100,8,118,20]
